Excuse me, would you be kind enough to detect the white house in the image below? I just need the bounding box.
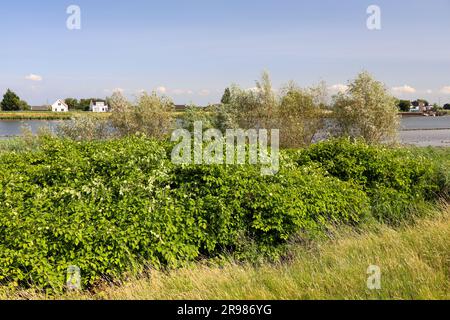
[51,99,69,112]
[90,101,109,113]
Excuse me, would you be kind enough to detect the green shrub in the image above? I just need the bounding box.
[0,136,371,290]
[168,164,369,256]
[295,138,447,222]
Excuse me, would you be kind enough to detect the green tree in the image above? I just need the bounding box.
[221,87,231,104]
[397,100,411,112]
[1,89,22,111]
[18,100,31,111]
[181,105,216,132]
[278,82,325,147]
[412,99,429,107]
[64,98,80,110]
[78,98,105,111]
[443,104,450,110]
[213,72,325,148]
[333,72,399,144]
[432,103,442,112]
[110,91,175,139]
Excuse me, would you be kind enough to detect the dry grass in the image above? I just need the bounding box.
[2,204,448,300]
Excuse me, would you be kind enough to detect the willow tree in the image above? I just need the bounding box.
[109,91,175,139]
[215,72,326,148]
[333,72,399,144]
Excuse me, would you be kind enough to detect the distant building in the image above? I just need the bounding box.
[51,99,69,112]
[175,104,187,112]
[31,105,50,111]
[90,101,109,113]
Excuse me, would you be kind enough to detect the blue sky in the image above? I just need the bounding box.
[0,0,449,105]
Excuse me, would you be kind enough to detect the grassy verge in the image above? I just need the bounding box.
[2,203,448,300]
[0,111,112,120]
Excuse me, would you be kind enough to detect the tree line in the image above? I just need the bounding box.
[58,71,428,147]
[0,89,107,111]
[397,99,450,112]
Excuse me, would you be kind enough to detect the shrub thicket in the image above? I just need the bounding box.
[0,137,447,290]
[295,138,447,223]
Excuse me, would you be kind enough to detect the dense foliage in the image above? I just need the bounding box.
[295,138,448,223]
[0,137,447,291]
[216,72,327,148]
[1,89,29,111]
[332,72,399,143]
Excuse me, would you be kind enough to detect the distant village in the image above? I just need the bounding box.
[0,88,449,116]
[30,99,188,113]
[37,98,450,117]
[45,99,110,113]
[398,99,450,117]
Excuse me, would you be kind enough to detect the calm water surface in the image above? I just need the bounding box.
[0,120,61,137]
[0,117,449,146]
[401,116,450,130]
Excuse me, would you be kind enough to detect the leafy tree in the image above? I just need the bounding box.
[18,100,31,111]
[213,72,325,148]
[431,103,442,112]
[443,103,450,110]
[181,105,215,132]
[278,83,325,147]
[109,91,175,139]
[333,72,399,144]
[64,98,79,110]
[397,100,411,112]
[221,71,278,131]
[77,98,105,111]
[1,89,22,111]
[221,87,231,104]
[412,99,429,107]
[78,99,91,111]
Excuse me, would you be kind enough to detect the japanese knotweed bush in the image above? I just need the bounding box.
[167,164,369,253]
[295,138,447,223]
[0,136,370,290]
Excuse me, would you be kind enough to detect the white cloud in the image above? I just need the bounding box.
[440,86,450,95]
[246,87,260,92]
[198,89,210,96]
[156,86,167,94]
[391,85,416,94]
[426,89,433,94]
[172,89,185,95]
[104,88,124,94]
[172,89,193,95]
[329,84,348,94]
[25,74,43,81]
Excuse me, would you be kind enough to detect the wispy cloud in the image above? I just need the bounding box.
[329,84,348,94]
[440,86,450,95]
[172,89,193,95]
[104,88,124,94]
[391,85,416,94]
[25,74,43,81]
[156,86,167,94]
[246,87,260,92]
[198,89,210,96]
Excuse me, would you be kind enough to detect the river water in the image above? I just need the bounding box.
[0,120,61,137]
[398,116,450,147]
[0,117,449,146]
